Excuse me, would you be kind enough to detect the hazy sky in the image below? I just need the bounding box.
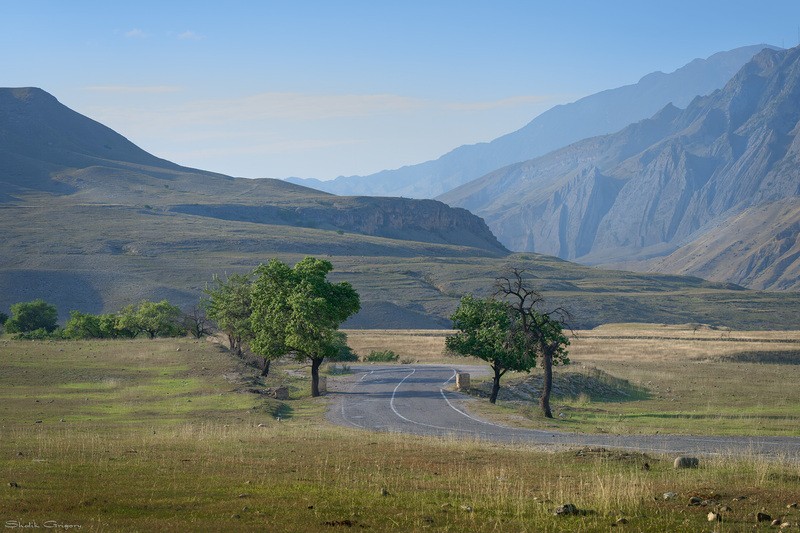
[3,1,799,180]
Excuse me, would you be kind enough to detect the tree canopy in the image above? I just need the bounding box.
[63,311,104,339]
[205,272,253,355]
[5,299,58,334]
[116,300,183,339]
[62,311,128,339]
[250,257,360,397]
[446,295,534,403]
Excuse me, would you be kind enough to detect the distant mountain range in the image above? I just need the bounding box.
[440,46,800,291]
[4,86,799,329]
[287,44,774,198]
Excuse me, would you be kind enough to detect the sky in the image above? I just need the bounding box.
[2,1,800,180]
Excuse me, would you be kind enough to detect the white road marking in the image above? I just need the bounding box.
[439,388,506,428]
[388,367,480,433]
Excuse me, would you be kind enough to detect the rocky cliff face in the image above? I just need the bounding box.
[440,46,800,290]
[172,197,507,253]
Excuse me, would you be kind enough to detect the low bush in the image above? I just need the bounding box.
[364,349,399,362]
[14,327,62,340]
[325,363,352,375]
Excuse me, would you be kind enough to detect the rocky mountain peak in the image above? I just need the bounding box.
[441,45,800,290]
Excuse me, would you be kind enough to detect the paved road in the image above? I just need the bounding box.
[327,364,800,458]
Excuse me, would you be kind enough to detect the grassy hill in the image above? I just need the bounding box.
[2,87,800,329]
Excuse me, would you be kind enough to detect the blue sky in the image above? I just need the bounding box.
[2,1,799,179]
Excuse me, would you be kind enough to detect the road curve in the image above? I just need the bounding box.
[327,364,800,458]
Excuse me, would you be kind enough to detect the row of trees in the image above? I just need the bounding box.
[1,258,359,398]
[0,299,207,341]
[447,269,570,418]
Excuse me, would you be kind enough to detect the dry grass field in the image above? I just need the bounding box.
[1,328,799,531]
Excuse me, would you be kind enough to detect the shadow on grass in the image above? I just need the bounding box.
[720,350,800,365]
[472,366,652,404]
[260,399,294,420]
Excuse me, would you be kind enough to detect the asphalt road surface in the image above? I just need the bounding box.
[327,364,800,458]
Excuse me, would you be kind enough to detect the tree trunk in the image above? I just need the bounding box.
[489,365,505,404]
[540,348,553,418]
[310,357,323,397]
[261,358,271,378]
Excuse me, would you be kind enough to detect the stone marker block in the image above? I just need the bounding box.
[456,373,470,390]
[673,456,699,469]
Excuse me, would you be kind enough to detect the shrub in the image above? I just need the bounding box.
[364,350,399,362]
[15,327,61,340]
[325,363,352,375]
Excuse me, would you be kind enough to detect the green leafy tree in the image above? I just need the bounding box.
[446,295,533,403]
[63,311,103,339]
[250,257,360,397]
[205,273,254,357]
[15,328,58,340]
[117,300,183,339]
[496,269,571,418]
[328,331,358,362]
[103,313,135,338]
[64,311,136,339]
[5,299,58,333]
[0,311,8,327]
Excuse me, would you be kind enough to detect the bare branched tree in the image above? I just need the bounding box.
[495,268,572,418]
[183,304,213,339]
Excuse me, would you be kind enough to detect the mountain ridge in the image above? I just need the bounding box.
[286,44,775,199]
[440,46,800,290]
